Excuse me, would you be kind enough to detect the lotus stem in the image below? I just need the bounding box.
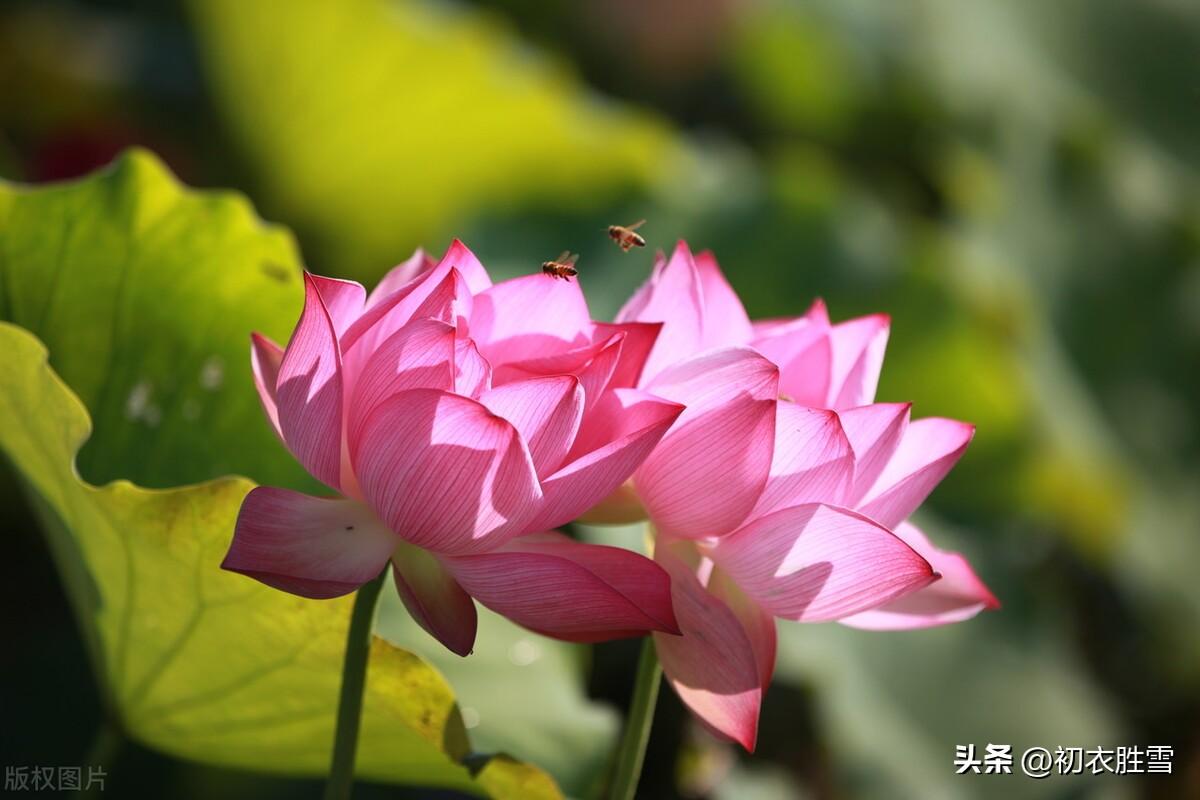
[324,570,386,800]
[607,637,662,800]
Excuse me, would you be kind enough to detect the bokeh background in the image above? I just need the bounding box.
[3,0,1199,798]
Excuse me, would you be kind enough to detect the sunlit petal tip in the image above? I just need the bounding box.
[858,311,889,326]
[250,330,282,359]
[839,521,998,629]
[685,700,762,752]
[973,566,1001,611]
[616,242,706,380]
[436,238,492,293]
[742,724,760,753]
[305,272,367,336]
[445,237,470,253]
[662,240,698,274]
[404,265,473,330]
[694,248,753,347]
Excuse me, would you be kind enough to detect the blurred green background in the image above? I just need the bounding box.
[2,0,1199,798]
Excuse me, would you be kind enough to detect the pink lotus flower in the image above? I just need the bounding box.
[610,242,999,749]
[223,241,684,655]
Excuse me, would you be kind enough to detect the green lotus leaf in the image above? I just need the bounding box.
[0,148,310,490]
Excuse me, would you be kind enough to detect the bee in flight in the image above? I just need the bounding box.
[607,219,646,252]
[541,251,580,281]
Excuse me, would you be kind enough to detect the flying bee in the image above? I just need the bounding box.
[607,219,646,252]
[541,251,580,281]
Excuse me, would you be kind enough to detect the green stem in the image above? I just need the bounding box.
[608,637,662,800]
[323,570,387,800]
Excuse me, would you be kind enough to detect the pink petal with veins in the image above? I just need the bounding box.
[616,242,705,382]
[250,332,284,439]
[433,238,492,295]
[855,418,974,529]
[307,274,366,337]
[635,348,778,538]
[442,532,678,642]
[529,388,683,530]
[391,541,478,656]
[471,273,592,366]
[748,404,854,522]
[481,376,584,479]
[350,389,542,554]
[222,487,394,599]
[695,249,753,348]
[653,540,762,751]
[838,402,911,505]
[711,504,935,621]
[493,333,622,416]
[590,321,661,389]
[275,273,345,490]
[455,337,492,399]
[346,317,456,445]
[828,314,890,409]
